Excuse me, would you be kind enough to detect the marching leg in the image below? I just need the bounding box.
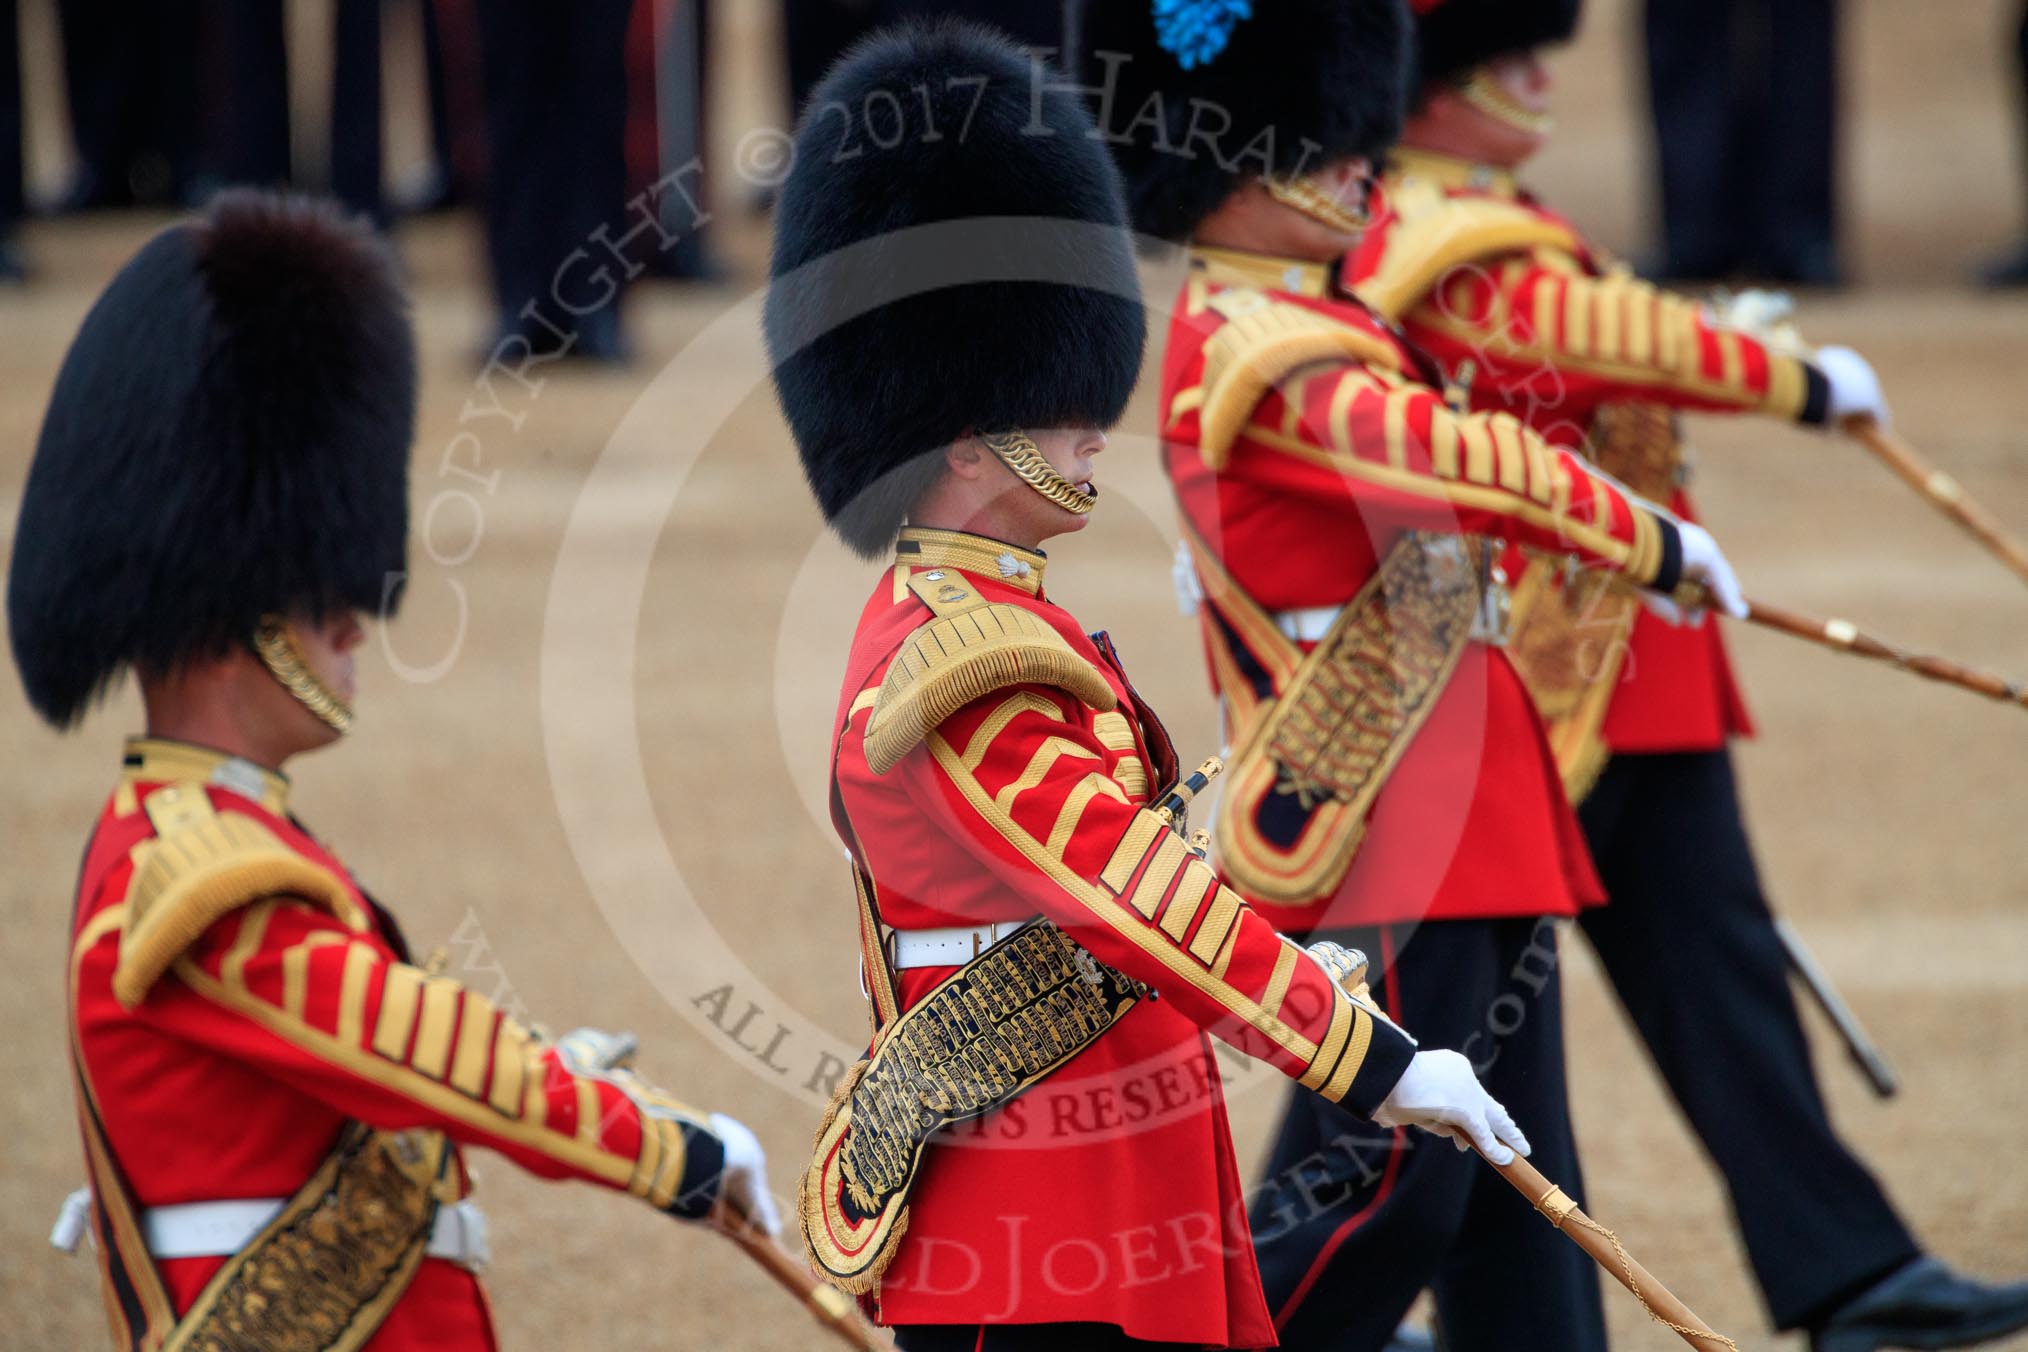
[1254,922,1556,1352]
[1430,919,1606,1352]
[1577,750,1918,1328]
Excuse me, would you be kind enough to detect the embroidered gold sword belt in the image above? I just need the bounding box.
[801,920,1144,1293]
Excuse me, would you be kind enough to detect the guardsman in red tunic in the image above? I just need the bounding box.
[1340,4,2028,1350]
[1065,3,1756,1349]
[9,191,778,1352]
[763,23,1530,1351]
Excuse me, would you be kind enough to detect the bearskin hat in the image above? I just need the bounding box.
[763,20,1146,558]
[1065,0,1413,243]
[1412,0,1581,96]
[7,190,415,728]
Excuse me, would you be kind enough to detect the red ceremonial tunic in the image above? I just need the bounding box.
[67,738,725,1352]
[1159,249,1684,933]
[1344,150,1833,754]
[829,527,1415,1346]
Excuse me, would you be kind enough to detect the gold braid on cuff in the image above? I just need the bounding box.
[254,619,354,735]
[1457,67,1554,136]
[1264,175,1371,235]
[980,431,1096,515]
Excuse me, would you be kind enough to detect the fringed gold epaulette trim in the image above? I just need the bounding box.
[1354,181,1580,322]
[1186,294,1407,471]
[864,583,1116,775]
[113,784,365,1007]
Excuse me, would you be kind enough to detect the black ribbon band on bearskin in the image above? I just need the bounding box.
[800,921,1142,1292]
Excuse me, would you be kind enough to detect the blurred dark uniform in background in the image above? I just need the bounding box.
[1,0,22,279]
[51,0,198,209]
[1644,0,1841,284]
[781,0,1059,115]
[1981,0,2028,285]
[201,0,384,221]
[474,0,719,362]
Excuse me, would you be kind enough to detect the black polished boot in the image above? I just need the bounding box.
[1813,1258,2028,1352]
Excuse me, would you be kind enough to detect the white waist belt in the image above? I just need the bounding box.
[1273,605,1343,643]
[1276,603,1505,646]
[51,1188,490,1273]
[886,919,1039,969]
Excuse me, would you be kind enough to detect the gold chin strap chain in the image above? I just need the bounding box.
[1457,67,1554,137]
[979,430,1097,516]
[1264,175,1371,235]
[254,618,354,735]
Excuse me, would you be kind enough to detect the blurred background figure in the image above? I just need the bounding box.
[50,0,198,210]
[201,0,384,222]
[475,0,719,364]
[1980,0,2028,286]
[779,0,1059,119]
[474,0,634,361]
[1,0,22,280]
[1644,0,1843,284]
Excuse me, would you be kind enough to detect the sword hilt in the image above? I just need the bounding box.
[1154,757,1224,826]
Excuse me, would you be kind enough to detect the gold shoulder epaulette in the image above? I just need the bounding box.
[1183,292,1407,470]
[863,574,1117,775]
[113,783,366,1007]
[1354,178,1580,322]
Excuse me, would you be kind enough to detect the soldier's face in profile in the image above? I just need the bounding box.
[1016,424,1105,539]
[1474,53,1554,165]
[291,609,366,708]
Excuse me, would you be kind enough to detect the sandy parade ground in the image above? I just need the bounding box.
[2,1,2026,1347]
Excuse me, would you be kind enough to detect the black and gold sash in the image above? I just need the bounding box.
[75,1087,453,1352]
[799,921,1143,1292]
[1186,524,1486,908]
[158,1125,454,1352]
[1504,401,1681,802]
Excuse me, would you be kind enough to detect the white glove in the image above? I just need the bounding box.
[1717,287,1795,334]
[1372,1050,1531,1166]
[1644,520,1745,625]
[709,1113,782,1237]
[709,1110,778,1240]
[1816,345,1888,428]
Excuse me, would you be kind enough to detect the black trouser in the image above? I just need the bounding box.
[1577,750,1919,1330]
[2015,1,2028,225]
[54,0,198,207]
[0,0,20,230]
[474,0,633,342]
[1643,0,1837,277]
[1251,918,1606,1352]
[896,1323,1151,1351]
[783,0,1060,118]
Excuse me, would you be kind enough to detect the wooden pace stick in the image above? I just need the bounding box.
[1478,1149,1741,1351]
[1844,415,2028,589]
[1679,584,2028,711]
[721,1220,896,1351]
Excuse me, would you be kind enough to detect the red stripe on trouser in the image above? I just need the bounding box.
[1272,925,1407,1331]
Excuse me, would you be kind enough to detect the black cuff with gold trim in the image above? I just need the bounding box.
[1339,1014,1418,1120]
[1650,516,1684,594]
[1797,363,1831,426]
[662,1124,727,1221]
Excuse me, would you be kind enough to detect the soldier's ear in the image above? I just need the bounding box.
[943,438,992,481]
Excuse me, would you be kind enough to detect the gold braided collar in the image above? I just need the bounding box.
[123,736,292,815]
[894,526,1047,596]
[1390,147,1521,201]
[1186,245,1332,298]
